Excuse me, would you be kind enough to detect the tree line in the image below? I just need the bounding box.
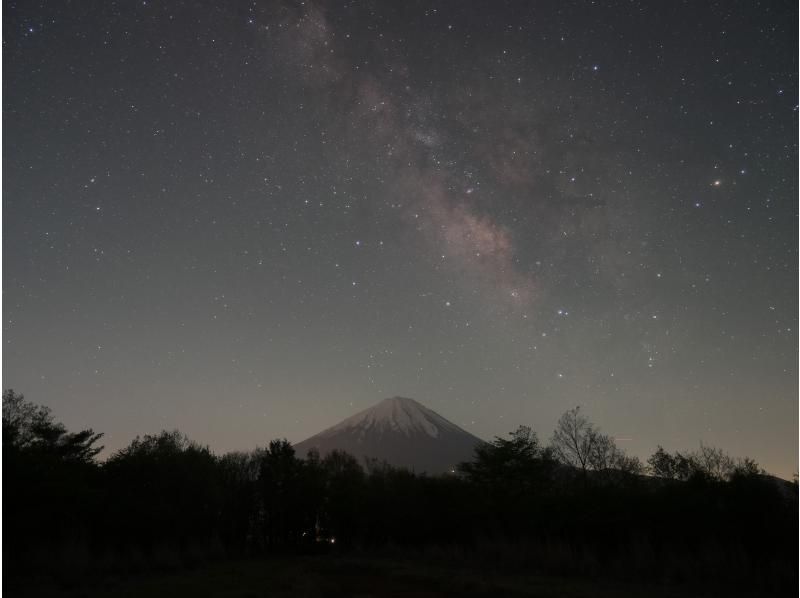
[3,390,797,594]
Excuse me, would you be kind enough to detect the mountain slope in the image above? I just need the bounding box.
[294,397,482,474]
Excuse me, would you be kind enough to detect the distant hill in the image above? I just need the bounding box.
[293,397,483,474]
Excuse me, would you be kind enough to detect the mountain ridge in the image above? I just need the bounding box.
[294,397,482,474]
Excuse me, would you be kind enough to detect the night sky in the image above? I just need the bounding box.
[4,1,797,477]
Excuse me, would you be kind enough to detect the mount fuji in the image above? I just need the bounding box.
[293,397,483,474]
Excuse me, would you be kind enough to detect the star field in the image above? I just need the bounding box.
[3,1,797,477]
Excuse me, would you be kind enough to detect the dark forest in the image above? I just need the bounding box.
[3,390,796,596]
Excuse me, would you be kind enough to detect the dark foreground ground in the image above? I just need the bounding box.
[7,555,724,598]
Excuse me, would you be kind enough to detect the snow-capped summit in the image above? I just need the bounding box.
[294,397,482,474]
[321,396,457,439]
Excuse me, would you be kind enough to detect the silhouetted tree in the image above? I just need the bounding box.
[2,390,104,578]
[295,448,327,544]
[459,425,555,488]
[550,407,642,487]
[647,444,754,483]
[647,445,696,481]
[104,430,222,555]
[730,456,761,479]
[321,450,365,544]
[588,433,643,477]
[3,389,103,463]
[218,450,263,554]
[648,445,677,478]
[258,439,303,547]
[687,443,735,481]
[550,407,598,477]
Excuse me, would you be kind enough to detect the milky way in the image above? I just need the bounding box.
[4,1,797,477]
